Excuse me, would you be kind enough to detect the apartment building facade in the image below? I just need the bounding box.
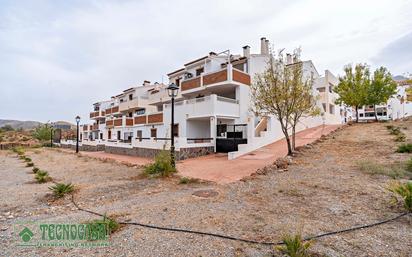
[62,38,344,160]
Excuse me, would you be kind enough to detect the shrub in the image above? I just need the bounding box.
[179,177,200,184]
[48,183,74,198]
[12,146,25,156]
[394,133,406,142]
[406,158,412,172]
[86,215,120,238]
[396,144,412,153]
[143,151,176,177]
[32,124,52,141]
[389,127,401,135]
[275,233,313,257]
[35,170,51,183]
[26,162,34,167]
[19,155,26,160]
[386,125,394,130]
[32,167,39,173]
[387,181,412,212]
[24,157,32,162]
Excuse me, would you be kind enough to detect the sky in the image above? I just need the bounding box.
[0,0,411,123]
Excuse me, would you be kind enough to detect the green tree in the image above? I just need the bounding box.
[334,64,370,122]
[367,67,397,121]
[32,124,52,141]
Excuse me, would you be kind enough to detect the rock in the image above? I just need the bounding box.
[274,156,292,169]
[192,189,219,198]
[7,215,14,219]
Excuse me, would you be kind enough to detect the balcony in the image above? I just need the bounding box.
[92,123,99,130]
[119,97,149,112]
[112,117,134,127]
[90,110,106,119]
[164,94,239,119]
[113,118,122,127]
[83,125,88,131]
[106,120,114,127]
[132,112,163,125]
[147,113,163,124]
[105,106,120,116]
[180,65,251,93]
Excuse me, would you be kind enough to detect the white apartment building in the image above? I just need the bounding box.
[63,38,344,160]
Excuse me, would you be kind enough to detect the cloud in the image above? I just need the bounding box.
[0,0,411,122]
[372,31,412,75]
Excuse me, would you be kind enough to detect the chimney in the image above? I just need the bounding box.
[260,37,268,55]
[242,45,250,58]
[286,53,292,65]
[143,80,151,86]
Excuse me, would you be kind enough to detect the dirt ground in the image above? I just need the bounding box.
[1,121,412,256]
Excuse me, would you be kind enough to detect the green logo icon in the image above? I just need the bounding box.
[19,227,34,242]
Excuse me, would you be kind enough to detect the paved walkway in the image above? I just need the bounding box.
[178,125,340,183]
[68,125,340,184]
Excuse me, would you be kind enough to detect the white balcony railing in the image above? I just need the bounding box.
[164,94,239,118]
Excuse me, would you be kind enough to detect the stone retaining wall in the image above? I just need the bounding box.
[105,145,214,160]
[60,144,105,152]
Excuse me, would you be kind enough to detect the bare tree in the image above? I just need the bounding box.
[251,49,319,155]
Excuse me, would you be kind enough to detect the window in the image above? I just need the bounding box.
[317,87,325,92]
[157,105,163,112]
[120,99,124,103]
[173,124,179,137]
[108,130,111,139]
[322,103,326,112]
[136,109,145,115]
[117,131,121,140]
[329,104,335,114]
[100,133,103,139]
[129,94,133,101]
[128,112,133,117]
[150,128,157,138]
[175,78,181,87]
[137,130,142,141]
[196,67,204,76]
[329,86,333,93]
[360,113,364,117]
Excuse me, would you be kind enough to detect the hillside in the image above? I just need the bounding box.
[0,119,42,130]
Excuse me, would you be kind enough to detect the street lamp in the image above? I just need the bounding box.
[50,124,54,148]
[75,116,81,153]
[167,83,179,168]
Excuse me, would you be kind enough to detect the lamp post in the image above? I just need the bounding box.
[167,83,179,168]
[50,124,53,148]
[75,116,81,153]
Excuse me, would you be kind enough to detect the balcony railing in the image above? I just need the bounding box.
[164,94,239,118]
[147,113,163,124]
[180,65,250,92]
[119,97,148,112]
[105,106,119,116]
[114,118,122,126]
[106,120,114,126]
[90,110,106,118]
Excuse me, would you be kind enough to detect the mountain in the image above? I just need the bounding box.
[0,119,43,130]
[393,75,408,81]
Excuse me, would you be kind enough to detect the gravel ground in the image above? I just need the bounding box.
[1,121,412,256]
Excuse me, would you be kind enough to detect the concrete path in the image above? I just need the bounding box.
[178,125,340,183]
[68,125,340,184]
